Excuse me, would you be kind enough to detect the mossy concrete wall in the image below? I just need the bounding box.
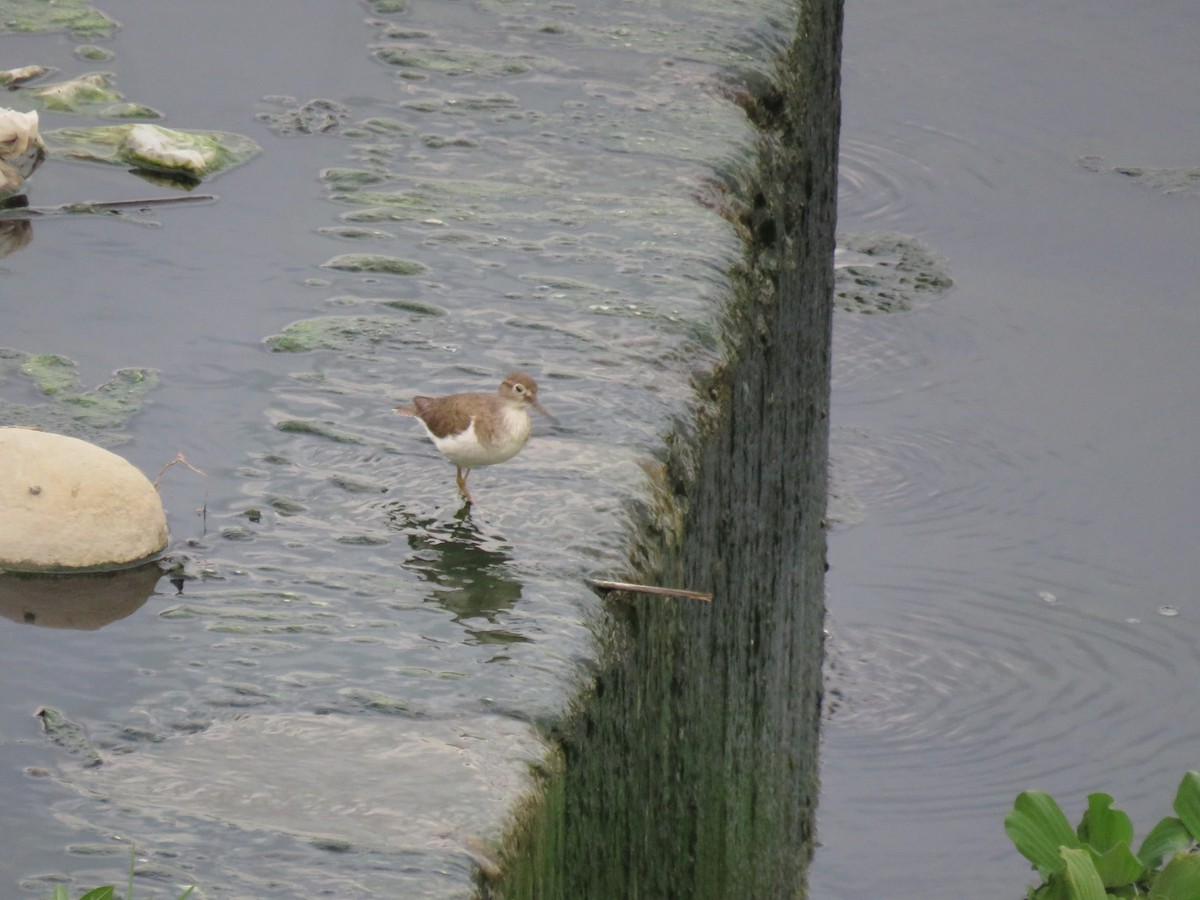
[484,0,842,895]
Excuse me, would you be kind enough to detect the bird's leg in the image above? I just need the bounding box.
[455,466,474,505]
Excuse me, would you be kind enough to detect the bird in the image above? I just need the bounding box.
[395,372,554,505]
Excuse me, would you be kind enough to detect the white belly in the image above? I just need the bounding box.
[426,406,531,468]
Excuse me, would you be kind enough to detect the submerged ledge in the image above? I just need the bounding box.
[484,0,843,894]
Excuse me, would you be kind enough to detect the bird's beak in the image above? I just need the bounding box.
[532,398,558,425]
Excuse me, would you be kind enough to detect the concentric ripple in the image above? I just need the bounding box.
[826,423,1041,532]
[838,137,931,224]
[823,572,1200,815]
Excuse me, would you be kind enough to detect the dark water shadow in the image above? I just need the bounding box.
[0,561,163,630]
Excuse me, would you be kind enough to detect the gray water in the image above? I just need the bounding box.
[816,0,1200,896]
[8,0,1193,896]
[0,1,780,896]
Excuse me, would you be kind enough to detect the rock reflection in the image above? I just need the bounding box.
[0,561,162,630]
[0,201,33,258]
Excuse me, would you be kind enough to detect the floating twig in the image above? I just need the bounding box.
[153,452,207,487]
[0,193,216,220]
[590,579,712,603]
[154,453,209,536]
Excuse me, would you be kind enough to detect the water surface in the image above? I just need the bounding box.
[816,0,1200,896]
[0,0,775,894]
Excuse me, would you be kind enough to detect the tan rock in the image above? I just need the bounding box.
[0,427,168,572]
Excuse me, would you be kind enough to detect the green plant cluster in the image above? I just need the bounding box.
[48,887,193,900]
[1006,771,1200,899]
[44,846,194,900]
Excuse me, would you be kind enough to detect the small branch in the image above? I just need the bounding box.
[154,452,208,487]
[590,579,712,603]
[0,194,216,220]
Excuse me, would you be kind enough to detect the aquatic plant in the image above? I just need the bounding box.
[46,846,194,899]
[41,123,260,181]
[1006,771,1200,898]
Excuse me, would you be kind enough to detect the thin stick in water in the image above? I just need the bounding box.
[590,579,713,602]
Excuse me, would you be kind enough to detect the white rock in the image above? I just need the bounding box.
[0,427,168,572]
[0,108,41,160]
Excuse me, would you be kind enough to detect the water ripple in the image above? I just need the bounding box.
[824,574,1200,815]
[827,423,1041,532]
[838,137,933,225]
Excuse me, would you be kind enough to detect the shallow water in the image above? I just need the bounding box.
[0,0,778,895]
[816,0,1200,896]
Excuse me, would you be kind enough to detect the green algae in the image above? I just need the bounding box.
[0,64,52,86]
[25,71,162,118]
[1080,156,1200,199]
[320,253,428,276]
[42,124,261,180]
[835,232,954,314]
[100,101,162,119]
[0,0,117,38]
[320,167,390,189]
[256,96,350,136]
[352,116,413,137]
[330,178,523,224]
[365,0,407,13]
[0,349,157,445]
[36,706,102,768]
[273,419,366,445]
[266,313,440,353]
[420,133,479,149]
[74,43,114,61]
[400,91,520,114]
[372,44,538,79]
[19,352,78,395]
[338,687,419,716]
[519,274,608,294]
[374,298,446,316]
[317,225,395,241]
[29,71,121,111]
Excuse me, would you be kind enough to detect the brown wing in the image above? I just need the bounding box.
[411,392,495,439]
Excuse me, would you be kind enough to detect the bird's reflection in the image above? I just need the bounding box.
[386,506,527,642]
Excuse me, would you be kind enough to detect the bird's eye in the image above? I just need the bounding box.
[514,384,526,394]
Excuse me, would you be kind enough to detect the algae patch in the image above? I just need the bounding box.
[0,0,117,38]
[256,96,351,136]
[320,253,428,276]
[42,124,261,180]
[36,706,102,767]
[372,44,539,80]
[29,71,121,112]
[1080,155,1200,199]
[0,349,158,445]
[265,312,444,354]
[835,232,953,313]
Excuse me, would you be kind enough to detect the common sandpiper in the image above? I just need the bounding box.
[395,372,554,505]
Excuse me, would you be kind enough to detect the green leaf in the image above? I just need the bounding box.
[1060,847,1109,900]
[1148,852,1200,900]
[1007,791,1081,875]
[1173,772,1200,841]
[1076,794,1143,887]
[78,888,115,900]
[1078,793,1134,849]
[1035,879,1072,900]
[1139,817,1193,869]
[1087,843,1145,889]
